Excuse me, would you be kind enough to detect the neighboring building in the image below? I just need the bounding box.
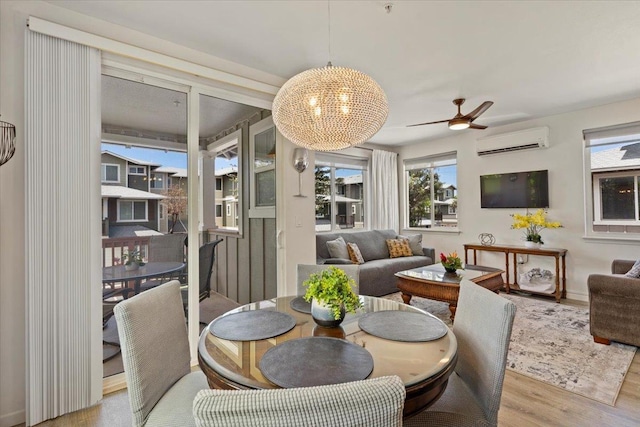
[101,151,164,237]
[151,166,188,233]
[215,166,239,229]
[334,174,364,228]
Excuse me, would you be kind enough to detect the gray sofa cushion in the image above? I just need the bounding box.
[360,256,434,296]
[326,236,349,260]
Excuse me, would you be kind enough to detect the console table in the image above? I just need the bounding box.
[463,243,567,302]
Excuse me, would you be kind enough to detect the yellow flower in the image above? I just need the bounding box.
[510,209,562,244]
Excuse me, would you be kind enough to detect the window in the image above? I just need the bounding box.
[101,163,119,183]
[159,204,165,220]
[215,178,222,191]
[208,127,242,233]
[129,165,146,175]
[118,200,148,221]
[249,117,276,217]
[215,204,222,217]
[315,153,368,232]
[150,172,164,189]
[585,122,640,236]
[404,152,458,229]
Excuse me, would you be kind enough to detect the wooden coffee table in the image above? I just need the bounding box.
[395,264,504,322]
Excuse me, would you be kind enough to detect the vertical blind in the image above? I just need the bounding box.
[25,30,102,425]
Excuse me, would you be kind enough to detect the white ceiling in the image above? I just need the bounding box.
[49,0,640,146]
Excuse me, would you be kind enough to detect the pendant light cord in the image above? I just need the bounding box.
[327,1,332,66]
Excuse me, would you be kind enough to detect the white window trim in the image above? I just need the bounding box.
[150,172,165,189]
[592,170,640,225]
[101,163,120,183]
[215,204,223,218]
[249,116,276,218]
[226,204,231,216]
[128,165,146,175]
[403,152,459,232]
[117,199,148,222]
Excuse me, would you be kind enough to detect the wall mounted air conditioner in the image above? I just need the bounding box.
[476,126,549,156]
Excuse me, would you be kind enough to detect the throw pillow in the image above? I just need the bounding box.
[386,239,413,258]
[397,234,423,256]
[347,242,365,265]
[625,259,640,278]
[326,236,349,260]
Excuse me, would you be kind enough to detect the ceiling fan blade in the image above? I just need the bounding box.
[464,101,494,121]
[469,123,488,130]
[407,119,450,127]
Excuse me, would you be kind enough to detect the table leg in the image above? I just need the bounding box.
[555,255,561,303]
[504,253,511,293]
[401,293,413,305]
[448,303,456,323]
[561,254,567,299]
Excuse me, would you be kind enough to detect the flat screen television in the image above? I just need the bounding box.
[480,169,549,208]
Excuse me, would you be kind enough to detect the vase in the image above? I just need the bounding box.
[524,241,541,249]
[124,263,139,271]
[444,267,457,274]
[311,299,345,328]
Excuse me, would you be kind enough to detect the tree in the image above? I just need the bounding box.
[162,185,187,234]
[315,166,331,216]
[407,169,443,227]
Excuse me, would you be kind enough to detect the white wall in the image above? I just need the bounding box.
[397,97,640,302]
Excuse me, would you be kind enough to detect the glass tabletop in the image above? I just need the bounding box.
[198,295,457,390]
[396,264,495,284]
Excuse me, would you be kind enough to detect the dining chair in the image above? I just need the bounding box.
[192,375,405,427]
[404,280,516,427]
[114,280,207,427]
[297,264,360,295]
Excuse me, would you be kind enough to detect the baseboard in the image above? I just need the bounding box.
[566,291,588,302]
[0,409,25,427]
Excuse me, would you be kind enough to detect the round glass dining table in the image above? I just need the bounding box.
[198,295,457,418]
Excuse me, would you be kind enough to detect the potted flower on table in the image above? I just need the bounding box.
[303,266,362,328]
[511,209,562,248]
[440,251,462,274]
[122,249,145,271]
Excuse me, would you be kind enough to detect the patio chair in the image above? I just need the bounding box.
[192,375,405,427]
[181,239,223,313]
[114,280,207,427]
[404,280,516,427]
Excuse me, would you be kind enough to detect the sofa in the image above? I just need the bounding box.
[588,259,640,347]
[316,229,435,296]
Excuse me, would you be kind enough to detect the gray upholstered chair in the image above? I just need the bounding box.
[192,375,405,427]
[404,280,516,427]
[297,264,360,295]
[588,259,640,346]
[114,280,207,427]
[148,233,187,262]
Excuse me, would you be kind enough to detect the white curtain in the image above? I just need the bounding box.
[25,30,102,425]
[370,149,399,232]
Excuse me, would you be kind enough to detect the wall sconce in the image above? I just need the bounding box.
[0,120,16,166]
[292,148,309,198]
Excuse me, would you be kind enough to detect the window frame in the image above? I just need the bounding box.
[117,199,148,222]
[150,172,165,189]
[315,153,369,232]
[101,163,120,183]
[403,152,459,231]
[128,165,146,175]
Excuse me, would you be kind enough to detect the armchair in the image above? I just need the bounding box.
[588,259,640,346]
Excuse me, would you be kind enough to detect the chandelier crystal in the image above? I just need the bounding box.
[272,63,388,151]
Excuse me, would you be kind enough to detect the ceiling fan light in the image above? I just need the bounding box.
[272,64,388,151]
[448,118,470,130]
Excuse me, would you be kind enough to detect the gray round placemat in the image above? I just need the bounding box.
[289,296,311,314]
[210,310,296,341]
[259,337,373,388]
[358,310,448,342]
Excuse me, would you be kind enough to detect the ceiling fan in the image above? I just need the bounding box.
[407,98,494,130]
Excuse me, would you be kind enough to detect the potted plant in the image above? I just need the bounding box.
[440,251,462,273]
[511,209,562,248]
[303,266,362,328]
[122,249,145,271]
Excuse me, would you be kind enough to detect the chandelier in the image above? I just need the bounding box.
[272,63,387,151]
[0,120,16,166]
[272,2,388,151]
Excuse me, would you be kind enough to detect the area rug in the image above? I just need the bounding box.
[384,292,637,406]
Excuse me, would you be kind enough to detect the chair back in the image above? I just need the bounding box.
[114,281,191,427]
[192,375,405,427]
[147,234,187,262]
[199,239,223,301]
[453,280,516,425]
[296,264,360,296]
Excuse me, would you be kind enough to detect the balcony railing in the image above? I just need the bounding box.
[102,236,150,267]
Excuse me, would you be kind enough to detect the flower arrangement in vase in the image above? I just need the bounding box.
[440,251,462,273]
[303,266,362,327]
[122,249,145,271]
[511,209,562,248]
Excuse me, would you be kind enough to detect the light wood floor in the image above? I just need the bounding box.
[26,296,640,427]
